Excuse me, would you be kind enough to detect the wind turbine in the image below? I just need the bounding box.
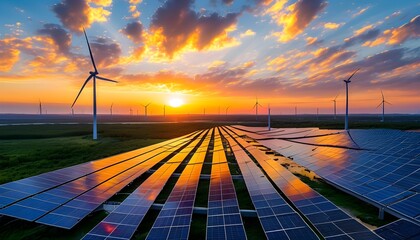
[163,105,166,117]
[71,28,118,140]
[130,108,133,115]
[39,100,42,115]
[268,104,271,131]
[343,68,359,130]
[377,90,391,122]
[110,103,113,116]
[142,103,151,117]
[252,97,263,120]
[225,106,230,116]
[332,94,339,119]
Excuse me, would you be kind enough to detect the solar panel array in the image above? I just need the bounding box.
[234,125,420,224]
[220,128,320,240]
[206,128,247,240]
[226,126,382,239]
[0,131,198,229]
[146,129,212,240]
[374,219,420,239]
[83,130,209,240]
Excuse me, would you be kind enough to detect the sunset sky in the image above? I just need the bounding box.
[0,0,419,115]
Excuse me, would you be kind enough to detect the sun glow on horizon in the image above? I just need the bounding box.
[168,98,184,108]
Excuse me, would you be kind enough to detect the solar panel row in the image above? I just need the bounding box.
[206,128,247,240]
[235,126,419,224]
[374,219,420,240]
[0,131,200,229]
[146,129,213,240]
[220,128,319,240]
[83,130,209,240]
[225,126,382,240]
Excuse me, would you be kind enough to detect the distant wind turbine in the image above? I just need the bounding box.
[39,100,42,115]
[226,106,230,116]
[252,97,263,120]
[110,103,113,116]
[268,104,271,131]
[377,90,391,122]
[343,68,359,130]
[71,29,118,140]
[142,103,151,117]
[130,108,133,115]
[163,105,166,117]
[332,94,339,119]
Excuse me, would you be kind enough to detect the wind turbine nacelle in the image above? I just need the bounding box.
[89,71,97,75]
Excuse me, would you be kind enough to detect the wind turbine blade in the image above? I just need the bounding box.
[376,102,382,109]
[385,101,392,105]
[146,102,151,107]
[83,28,98,74]
[96,76,118,83]
[334,94,339,101]
[347,68,360,81]
[71,75,93,108]
[252,104,256,110]
[381,90,384,100]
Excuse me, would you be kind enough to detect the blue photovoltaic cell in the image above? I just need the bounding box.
[374,219,420,240]
[226,126,382,239]
[220,128,319,240]
[82,131,210,239]
[145,130,212,240]
[232,125,420,224]
[206,128,246,240]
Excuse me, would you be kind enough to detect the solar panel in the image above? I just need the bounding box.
[220,128,319,240]
[206,128,246,240]
[235,126,420,223]
[225,126,382,239]
[83,130,211,239]
[374,219,420,240]
[0,131,200,228]
[145,129,213,239]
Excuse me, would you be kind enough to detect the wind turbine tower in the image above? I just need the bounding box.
[110,103,113,116]
[343,69,359,130]
[377,90,391,122]
[163,105,166,117]
[39,100,42,115]
[332,94,338,119]
[142,103,151,117]
[252,97,263,120]
[268,104,271,131]
[71,29,118,140]
[226,106,230,116]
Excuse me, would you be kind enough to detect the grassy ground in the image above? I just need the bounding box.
[297,174,397,227]
[0,123,220,184]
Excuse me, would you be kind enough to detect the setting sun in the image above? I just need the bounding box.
[168,98,184,108]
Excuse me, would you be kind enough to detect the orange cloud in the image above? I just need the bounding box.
[324,22,341,30]
[0,40,20,72]
[90,0,112,7]
[147,0,240,59]
[352,7,369,18]
[354,24,374,36]
[306,37,317,45]
[270,0,327,42]
[53,0,111,33]
[364,16,419,47]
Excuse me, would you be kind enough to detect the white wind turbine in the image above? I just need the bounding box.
[343,68,359,130]
[377,90,391,122]
[71,29,118,140]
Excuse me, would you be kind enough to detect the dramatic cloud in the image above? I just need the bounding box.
[364,16,420,47]
[343,28,380,48]
[37,24,72,54]
[90,37,122,67]
[53,0,111,33]
[121,21,144,43]
[148,0,240,58]
[0,39,20,72]
[270,0,327,42]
